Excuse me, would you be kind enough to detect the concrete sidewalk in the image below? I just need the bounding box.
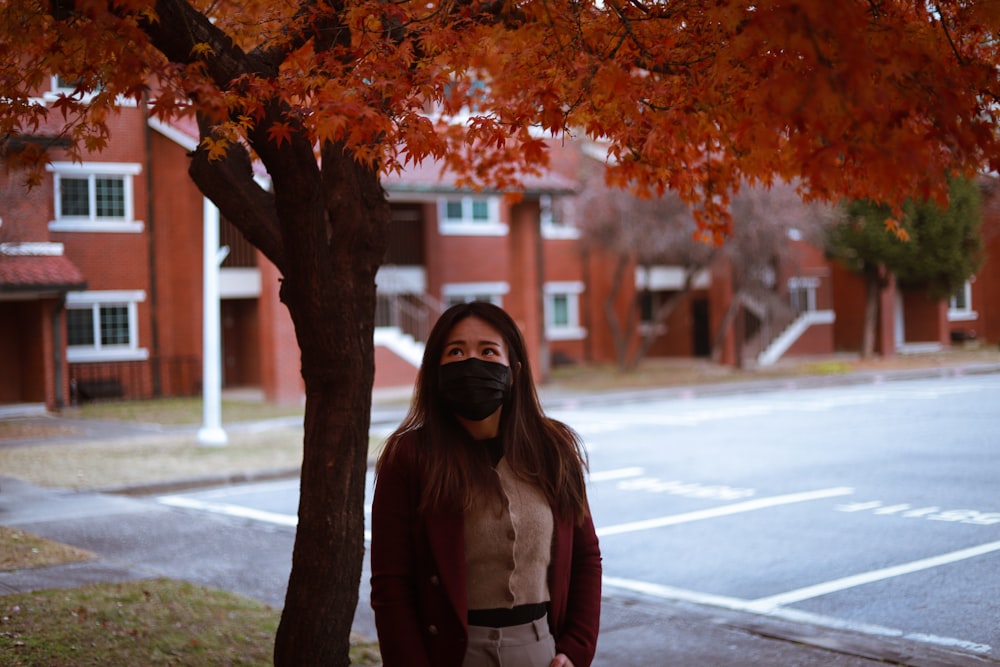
[3,359,1000,666]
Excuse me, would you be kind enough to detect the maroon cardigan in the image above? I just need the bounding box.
[370,435,602,667]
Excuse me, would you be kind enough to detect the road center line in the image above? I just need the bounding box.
[595,487,854,537]
[158,495,298,526]
[746,539,1000,612]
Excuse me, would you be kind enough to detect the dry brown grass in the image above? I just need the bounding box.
[0,526,94,571]
[2,346,997,492]
[0,428,304,490]
[547,346,1000,392]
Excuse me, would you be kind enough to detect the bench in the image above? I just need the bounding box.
[73,378,125,401]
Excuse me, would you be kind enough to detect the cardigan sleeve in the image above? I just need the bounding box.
[554,509,603,667]
[370,444,433,667]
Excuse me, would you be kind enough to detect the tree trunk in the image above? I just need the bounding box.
[604,253,631,370]
[710,293,741,364]
[141,4,389,663]
[269,149,389,666]
[193,142,388,665]
[626,261,709,370]
[860,264,882,359]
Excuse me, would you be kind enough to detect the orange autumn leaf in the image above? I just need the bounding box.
[1,0,998,233]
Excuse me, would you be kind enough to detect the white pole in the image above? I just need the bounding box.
[197,198,228,446]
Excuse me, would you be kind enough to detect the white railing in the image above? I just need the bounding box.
[757,310,836,366]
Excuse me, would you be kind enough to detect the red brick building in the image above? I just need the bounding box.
[3,80,999,413]
[829,176,1000,356]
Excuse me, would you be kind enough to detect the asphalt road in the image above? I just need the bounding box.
[151,373,1000,662]
[555,374,1000,659]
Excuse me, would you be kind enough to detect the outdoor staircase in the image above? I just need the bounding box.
[756,310,836,366]
[373,327,425,367]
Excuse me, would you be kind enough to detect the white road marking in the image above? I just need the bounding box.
[180,478,300,500]
[159,493,376,542]
[595,487,854,537]
[551,381,1000,435]
[616,477,755,501]
[603,576,994,655]
[158,495,297,526]
[589,467,645,482]
[836,500,1000,526]
[746,539,1000,612]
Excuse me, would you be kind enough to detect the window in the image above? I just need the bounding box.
[545,281,586,341]
[788,277,820,313]
[540,194,580,240]
[442,282,509,307]
[949,280,977,322]
[47,75,138,107]
[65,291,148,362]
[48,162,143,232]
[53,75,83,93]
[637,289,670,336]
[44,75,100,104]
[551,295,570,325]
[438,196,506,236]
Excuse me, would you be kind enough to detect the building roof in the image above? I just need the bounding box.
[150,117,578,195]
[382,153,578,195]
[0,254,87,294]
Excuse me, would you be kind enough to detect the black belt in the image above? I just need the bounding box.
[468,603,548,628]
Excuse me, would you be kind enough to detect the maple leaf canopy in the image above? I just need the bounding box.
[2,0,999,239]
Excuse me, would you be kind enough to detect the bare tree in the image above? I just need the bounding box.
[711,182,836,366]
[568,152,715,370]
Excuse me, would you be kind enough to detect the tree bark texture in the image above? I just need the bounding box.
[861,264,883,359]
[191,139,389,665]
[142,5,391,662]
[604,253,631,370]
[628,261,711,370]
[271,148,389,666]
[711,292,742,364]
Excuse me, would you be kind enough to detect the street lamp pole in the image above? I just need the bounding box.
[197,198,228,446]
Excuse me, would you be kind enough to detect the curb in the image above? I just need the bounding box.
[537,363,1000,409]
[61,363,1000,498]
[96,466,302,497]
[600,587,999,667]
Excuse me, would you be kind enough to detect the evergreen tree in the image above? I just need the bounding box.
[828,177,984,357]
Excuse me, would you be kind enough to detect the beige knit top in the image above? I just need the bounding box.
[464,457,553,610]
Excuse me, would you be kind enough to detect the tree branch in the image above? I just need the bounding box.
[188,115,286,272]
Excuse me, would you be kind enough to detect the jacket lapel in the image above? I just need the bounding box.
[426,509,468,625]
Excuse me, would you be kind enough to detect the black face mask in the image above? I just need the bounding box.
[438,357,511,422]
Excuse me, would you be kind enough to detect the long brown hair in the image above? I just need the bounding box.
[376,301,590,523]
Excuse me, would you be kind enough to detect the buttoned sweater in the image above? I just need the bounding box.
[464,457,554,611]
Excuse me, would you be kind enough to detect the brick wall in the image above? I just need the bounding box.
[150,131,204,363]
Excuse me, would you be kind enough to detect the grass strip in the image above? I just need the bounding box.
[73,397,305,426]
[0,527,94,571]
[0,430,305,490]
[0,579,381,666]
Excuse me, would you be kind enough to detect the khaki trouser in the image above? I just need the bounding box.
[463,615,556,667]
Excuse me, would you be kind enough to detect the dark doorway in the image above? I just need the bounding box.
[221,299,260,388]
[692,298,710,357]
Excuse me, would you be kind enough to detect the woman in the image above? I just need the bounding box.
[371,301,602,667]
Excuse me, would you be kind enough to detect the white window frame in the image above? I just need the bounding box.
[44,76,137,107]
[437,196,507,236]
[540,194,580,240]
[544,281,586,341]
[788,276,820,313]
[65,290,149,362]
[948,280,978,322]
[441,282,509,307]
[44,75,98,104]
[47,162,144,233]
